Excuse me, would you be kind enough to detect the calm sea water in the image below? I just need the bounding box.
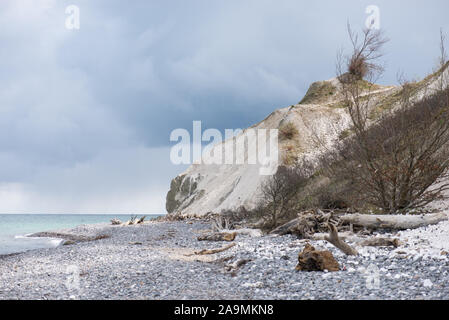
[0,214,162,255]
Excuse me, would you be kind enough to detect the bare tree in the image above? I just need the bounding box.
[343,23,389,81]
[328,26,449,214]
[260,166,309,228]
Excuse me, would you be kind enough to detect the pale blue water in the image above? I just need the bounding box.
[0,214,162,255]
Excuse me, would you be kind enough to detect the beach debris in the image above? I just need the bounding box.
[324,223,359,256]
[271,210,448,239]
[122,215,146,226]
[233,228,263,237]
[358,237,402,248]
[225,258,252,274]
[111,219,122,225]
[197,232,237,242]
[296,243,340,272]
[339,212,447,230]
[186,243,236,256]
[211,216,233,232]
[129,241,143,245]
[30,232,110,244]
[270,209,336,238]
[137,216,146,224]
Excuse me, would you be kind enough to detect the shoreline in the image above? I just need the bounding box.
[0,218,448,300]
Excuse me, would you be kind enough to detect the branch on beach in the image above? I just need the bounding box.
[324,223,359,256]
[187,243,236,256]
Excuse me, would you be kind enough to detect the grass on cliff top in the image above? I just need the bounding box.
[299,81,337,105]
[299,79,383,106]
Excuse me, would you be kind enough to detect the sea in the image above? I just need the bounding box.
[0,214,162,256]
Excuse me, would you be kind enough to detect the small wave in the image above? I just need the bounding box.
[14,234,65,247]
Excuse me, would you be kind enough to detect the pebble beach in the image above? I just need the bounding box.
[0,219,449,300]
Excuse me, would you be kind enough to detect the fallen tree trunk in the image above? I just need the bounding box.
[190,243,236,256]
[339,212,447,230]
[359,237,402,247]
[312,233,402,248]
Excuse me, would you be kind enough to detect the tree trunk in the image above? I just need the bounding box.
[339,212,447,230]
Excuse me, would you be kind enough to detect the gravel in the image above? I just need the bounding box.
[0,219,448,300]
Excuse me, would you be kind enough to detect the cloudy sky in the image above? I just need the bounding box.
[0,0,448,214]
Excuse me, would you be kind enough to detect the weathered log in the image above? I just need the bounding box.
[270,218,302,236]
[339,212,447,230]
[30,232,110,243]
[197,232,237,242]
[359,237,402,247]
[191,243,236,256]
[324,224,359,256]
[311,232,355,241]
[312,232,402,248]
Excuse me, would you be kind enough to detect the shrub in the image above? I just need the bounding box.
[279,122,299,141]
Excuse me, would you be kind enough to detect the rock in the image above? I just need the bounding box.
[295,243,340,272]
[423,279,433,288]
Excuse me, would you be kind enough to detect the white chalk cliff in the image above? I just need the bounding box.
[166,66,449,217]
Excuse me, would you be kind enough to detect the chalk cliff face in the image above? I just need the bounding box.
[166,66,449,217]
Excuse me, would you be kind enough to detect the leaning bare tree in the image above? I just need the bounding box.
[260,165,310,228]
[330,26,449,214]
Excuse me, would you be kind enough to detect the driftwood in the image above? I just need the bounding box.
[296,243,340,272]
[271,211,448,239]
[136,216,146,224]
[339,212,447,230]
[122,216,146,226]
[197,232,237,242]
[270,209,336,238]
[324,224,359,256]
[225,258,252,273]
[312,232,402,248]
[359,237,402,247]
[111,219,122,225]
[189,243,236,256]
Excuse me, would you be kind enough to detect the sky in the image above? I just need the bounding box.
[0,0,448,214]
